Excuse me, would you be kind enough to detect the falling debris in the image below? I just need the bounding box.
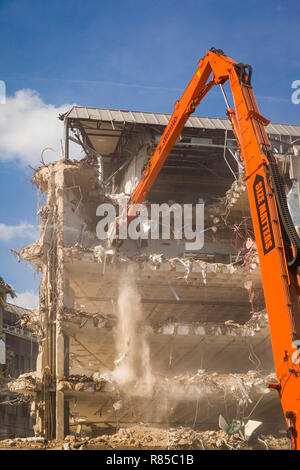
[112,267,154,397]
[244,420,263,441]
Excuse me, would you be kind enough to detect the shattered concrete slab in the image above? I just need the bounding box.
[8,372,42,395]
[58,374,114,393]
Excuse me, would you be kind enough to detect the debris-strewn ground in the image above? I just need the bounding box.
[0,426,289,450]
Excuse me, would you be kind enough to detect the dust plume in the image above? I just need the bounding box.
[112,265,154,397]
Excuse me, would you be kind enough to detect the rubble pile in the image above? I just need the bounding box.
[0,426,289,450]
[84,425,288,450]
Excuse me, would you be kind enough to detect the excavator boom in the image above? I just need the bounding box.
[127,48,300,449]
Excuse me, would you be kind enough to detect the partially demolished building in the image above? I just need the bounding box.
[1,303,38,438]
[12,108,300,447]
[0,279,38,438]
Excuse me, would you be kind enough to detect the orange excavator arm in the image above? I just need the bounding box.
[128,48,300,449]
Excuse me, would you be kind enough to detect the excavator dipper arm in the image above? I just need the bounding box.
[128,48,300,449]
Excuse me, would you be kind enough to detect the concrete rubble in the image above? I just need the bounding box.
[8,372,42,395]
[0,425,289,450]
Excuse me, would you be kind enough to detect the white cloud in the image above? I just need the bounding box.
[0,89,73,165]
[13,291,39,309]
[0,222,39,242]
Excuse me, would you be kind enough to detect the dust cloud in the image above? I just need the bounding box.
[112,266,154,397]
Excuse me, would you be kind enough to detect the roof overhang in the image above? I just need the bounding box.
[62,106,300,160]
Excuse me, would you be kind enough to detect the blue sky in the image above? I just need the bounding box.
[0,0,300,307]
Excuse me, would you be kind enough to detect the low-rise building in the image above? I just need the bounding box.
[0,300,38,438]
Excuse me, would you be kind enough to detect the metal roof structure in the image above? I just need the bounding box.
[5,302,31,315]
[66,106,300,137]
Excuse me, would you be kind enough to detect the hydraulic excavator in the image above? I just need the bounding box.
[125,48,300,449]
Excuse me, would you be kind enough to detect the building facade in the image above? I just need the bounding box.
[0,301,38,438]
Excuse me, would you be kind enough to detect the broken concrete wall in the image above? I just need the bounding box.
[119,128,154,195]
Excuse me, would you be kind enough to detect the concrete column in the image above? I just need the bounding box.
[56,325,65,440]
[55,163,68,440]
[64,334,69,437]
[55,330,70,439]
